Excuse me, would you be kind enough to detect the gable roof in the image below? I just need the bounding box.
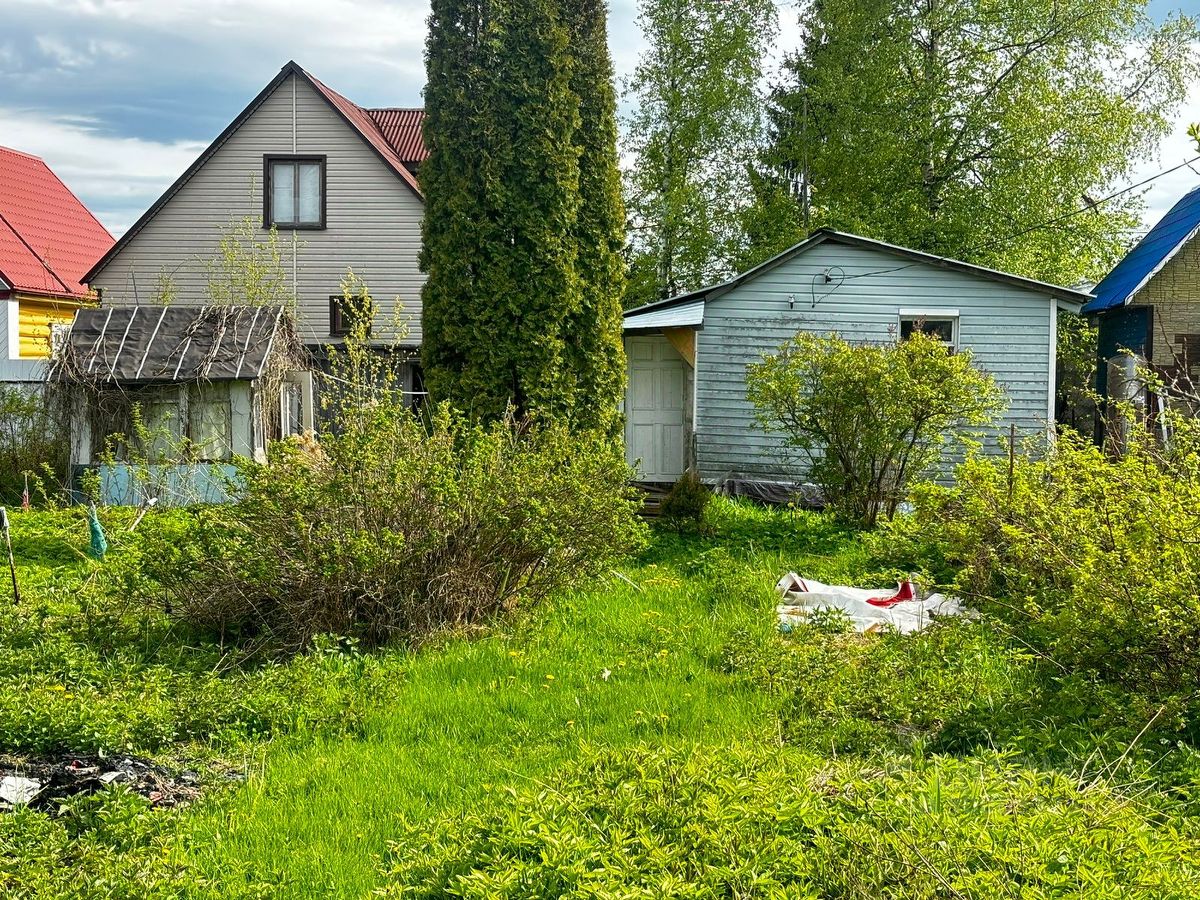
[1083,184,1200,314]
[53,305,296,383]
[624,229,1091,322]
[0,145,114,300]
[84,61,427,284]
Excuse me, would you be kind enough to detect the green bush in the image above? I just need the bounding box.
[131,404,645,652]
[725,620,1035,755]
[878,421,1200,702]
[658,468,710,529]
[746,331,1002,526]
[0,386,67,506]
[0,509,406,756]
[381,743,1200,898]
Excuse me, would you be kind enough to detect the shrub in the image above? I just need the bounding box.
[746,330,1002,526]
[724,620,1035,755]
[118,274,644,652]
[0,510,408,754]
[658,468,710,529]
[0,386,67,506]
[131,404,645,652]
[878,419,1200,702]
[381,743,1200,898]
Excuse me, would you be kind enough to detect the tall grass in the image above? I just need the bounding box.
[187,568,783,895]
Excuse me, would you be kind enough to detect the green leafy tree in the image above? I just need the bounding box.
[622,0,778,306]
[755,0,1198,284]
[746,331,1003,526]
[421,0,626,429]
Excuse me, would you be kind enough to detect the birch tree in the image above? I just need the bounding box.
[622,0,778,306]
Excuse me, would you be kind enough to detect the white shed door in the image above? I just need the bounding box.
[625,335,686,481]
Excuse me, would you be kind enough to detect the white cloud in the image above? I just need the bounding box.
[13,0,428,76]
[0,108,205,235]
[35,34,129,68]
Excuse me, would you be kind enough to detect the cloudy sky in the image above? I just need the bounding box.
[1,0,1198,238]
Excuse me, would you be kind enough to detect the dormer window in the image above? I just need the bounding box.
[264,155,326,229]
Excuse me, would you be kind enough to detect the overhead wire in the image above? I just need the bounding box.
[969,155,1200,255]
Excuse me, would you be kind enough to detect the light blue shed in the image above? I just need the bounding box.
[622,230,1089,485]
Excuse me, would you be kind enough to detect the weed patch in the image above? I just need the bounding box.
[382,743,1200,898]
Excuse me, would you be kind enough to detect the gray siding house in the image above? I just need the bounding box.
[622,230,1089,485]
[83,61,427,394]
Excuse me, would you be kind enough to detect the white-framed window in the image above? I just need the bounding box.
[279,371,315,438]
[899,308,959,351]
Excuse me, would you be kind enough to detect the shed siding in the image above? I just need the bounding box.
[694,241,1054,481]
[89,74,425,347]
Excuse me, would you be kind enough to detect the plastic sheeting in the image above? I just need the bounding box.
[716,478,825,508]
[775,573,967,634]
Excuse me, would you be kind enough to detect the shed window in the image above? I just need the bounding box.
[189,386,233,461]
[142,396,182,463]
[900,313,958,350]
[264,156,325,228]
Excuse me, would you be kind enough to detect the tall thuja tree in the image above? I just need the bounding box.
[622,0,778,306]
[421,0,584,423]
[562,0,627,434]
[420,0,491,414]
[754,0,1198,284]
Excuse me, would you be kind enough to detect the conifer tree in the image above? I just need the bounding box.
[562,0,627,434]
[421,0,626,429]
[755,0,1197,284]
[419,0,491,414]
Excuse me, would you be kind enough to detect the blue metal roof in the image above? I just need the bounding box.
[1084,184,1200,314]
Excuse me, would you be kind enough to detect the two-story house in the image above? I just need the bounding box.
[1,145,114,385]
[83,60,428,391]
[62,62,427,499]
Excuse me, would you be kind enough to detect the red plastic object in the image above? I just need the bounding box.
[866,581,916,608]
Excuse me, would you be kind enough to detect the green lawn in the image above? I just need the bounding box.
[2,500,1198,897]
[186,501,860,897]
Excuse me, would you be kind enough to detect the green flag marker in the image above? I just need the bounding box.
[87,505,107,561]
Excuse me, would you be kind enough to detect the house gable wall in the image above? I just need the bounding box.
[694,240,1055,482]
[1130,235,1200,374]
[88,73,425,347]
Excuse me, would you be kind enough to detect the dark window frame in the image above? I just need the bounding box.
[329,294,372,338]
[263,154,327,230]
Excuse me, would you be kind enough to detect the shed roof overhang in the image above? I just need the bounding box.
[622,297,705,332]
[52,305,296,384]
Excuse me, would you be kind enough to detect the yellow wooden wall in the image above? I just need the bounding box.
[16,297,81,358]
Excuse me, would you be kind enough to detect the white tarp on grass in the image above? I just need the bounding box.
[775,573,968,634]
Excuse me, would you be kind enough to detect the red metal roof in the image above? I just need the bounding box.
[0,145,114,299]
[365,108,427,165]
[302,70,425,194]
